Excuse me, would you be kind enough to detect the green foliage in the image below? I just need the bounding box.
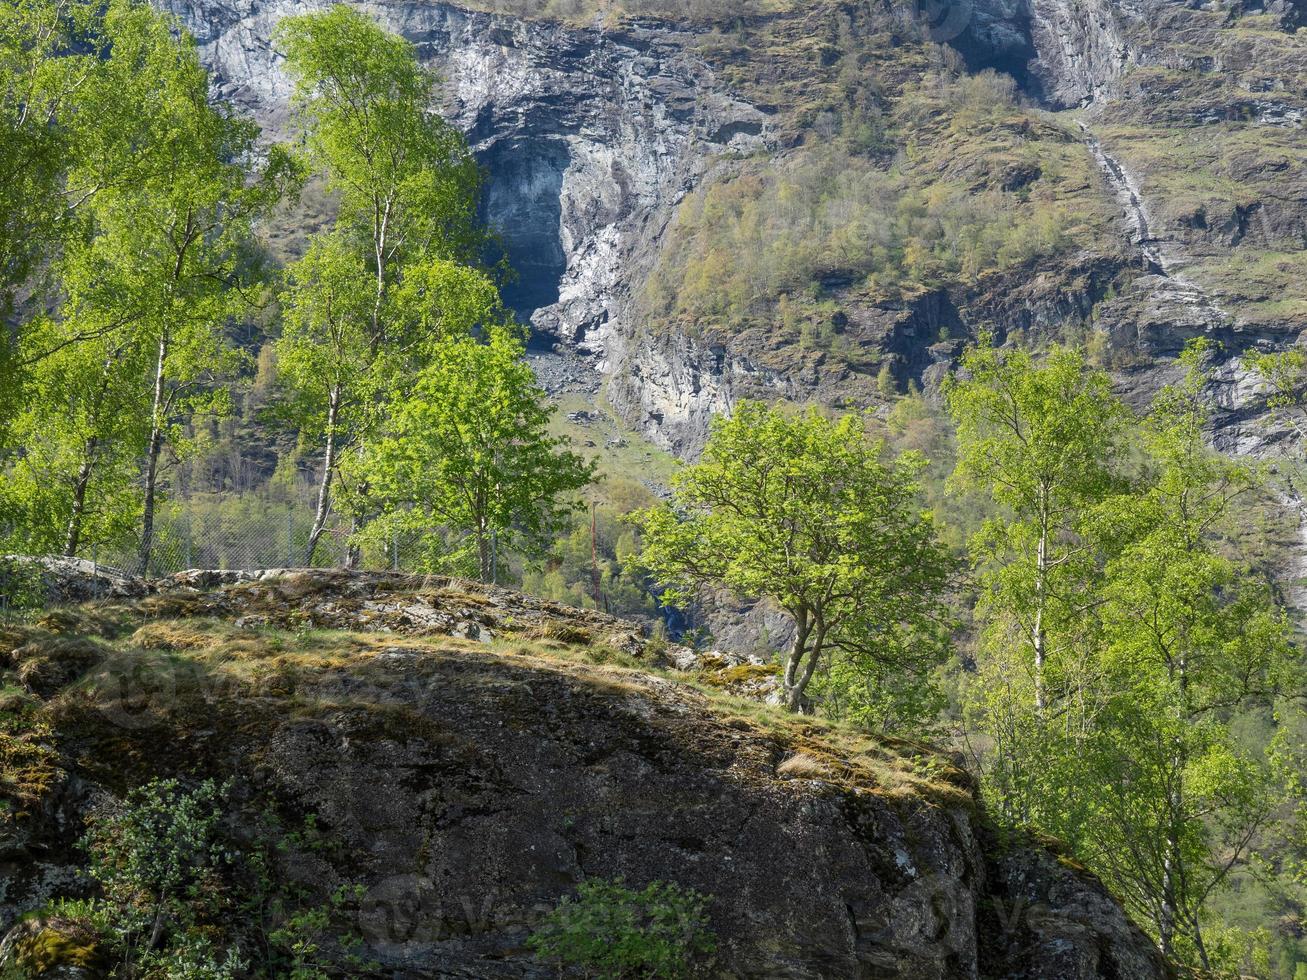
[0,0,291,564]
[0,0,95,326]
[635,400,954,715]
[360,326,595,581]
[644,71,1107,342]
[1081,345,1296,964]
[56,779,375,979]
[0,557,45,613]
[273,5,490,564]
[275,5,481,269]
[528,879,716,979]
[1249,347,1307,447]
[946,342,1129,747]
[77,777,239,977]
[950,338,1303,971]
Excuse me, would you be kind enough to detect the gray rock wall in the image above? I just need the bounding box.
[162,0,769,356]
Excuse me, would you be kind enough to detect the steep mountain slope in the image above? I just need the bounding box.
[967,0,1307,450]
[164,0,1306,458]
[1,567,1171,978]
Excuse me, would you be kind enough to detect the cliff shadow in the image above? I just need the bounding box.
[478,137,569,340]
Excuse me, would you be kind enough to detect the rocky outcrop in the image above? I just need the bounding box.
[162,0,768,350]
[960,0,1136,108]
[1026,0,1134,107]
[1,570,1171,978]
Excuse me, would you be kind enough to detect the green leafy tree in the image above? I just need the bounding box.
[275,238,379,564]
[3,0,291,566]
[0,0,94,326]
[528,879,716,979]
[945,341,1130,826]
[946,340,1129,714]
[66,0,291,571]
[4,315,150,555]
[1082,343,1298,968]
[1248,348,1307,447]
[0,0,105,452]
[361,326,595,582]
[275,5,483,562]
[78,778,238,976]
[635,400,954,714]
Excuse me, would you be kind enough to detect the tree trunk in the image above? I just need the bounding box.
[477,523,491,583]
[1032,484,1050,714]
[1159,837,1177,959]
[781,610,826,713]
[63,437,98,557]
[790,622,828,713]
[1159,657,1190,963]
[306,384,342,566]
[137,329,171,575]
[781,609,811,711]
[63,353,118,558]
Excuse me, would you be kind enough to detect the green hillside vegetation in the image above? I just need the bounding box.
[3,0,1307,976]
[640,3,1121,377]
[647,72,1112,333]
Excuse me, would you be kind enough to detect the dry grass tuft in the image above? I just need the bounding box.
[527,623,594,646]
[777,752,830,779]
[130,621,222,651]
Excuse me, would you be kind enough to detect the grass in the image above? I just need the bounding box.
[546,390,679,494]
[1090,120,1303,225]
[1192,250,1307,325]
[1,593,978,847]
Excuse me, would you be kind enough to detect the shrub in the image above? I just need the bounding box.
[528,879,716,978]
[0,557,45,615]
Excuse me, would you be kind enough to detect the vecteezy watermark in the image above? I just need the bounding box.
[357,876,553,957]
[91,651,181,730]
[852,872,973,971]
[850,870,1056,972]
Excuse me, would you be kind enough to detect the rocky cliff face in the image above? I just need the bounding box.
[0,567,1172,978]
[163,0,768,352]
[165,0,1307,460]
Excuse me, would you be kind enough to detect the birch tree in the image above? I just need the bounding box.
[1084,343,1297,968]
[275,6,483,563]
[946,340,1129,714]
[2,0,290,563]
[635,401,954,714]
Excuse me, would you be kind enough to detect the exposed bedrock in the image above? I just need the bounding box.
[0,567,1174,979]
[160,0,770,353]
[162,0,1307,459]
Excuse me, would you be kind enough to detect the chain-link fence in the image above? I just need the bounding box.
[85,496,435,578]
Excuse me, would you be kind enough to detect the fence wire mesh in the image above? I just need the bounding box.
[85,496,433,578]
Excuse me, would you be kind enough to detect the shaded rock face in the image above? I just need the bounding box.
[1,570,1170,979]
[161,0,769,351]
[971,0,1304,110]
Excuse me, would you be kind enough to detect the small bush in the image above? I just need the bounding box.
[528,878,716,978]
[0,558,45,615]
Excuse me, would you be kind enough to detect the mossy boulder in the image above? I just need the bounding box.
[0,917,106,979]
